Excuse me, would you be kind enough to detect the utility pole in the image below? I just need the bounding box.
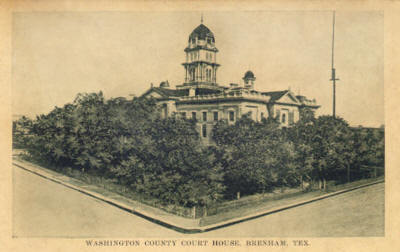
[330,11,339,118]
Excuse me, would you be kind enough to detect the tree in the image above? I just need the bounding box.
[212,114,294,198]
[310,116,354,189]
[12,116,33,149]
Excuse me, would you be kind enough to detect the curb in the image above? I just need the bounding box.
[13,160,384,234]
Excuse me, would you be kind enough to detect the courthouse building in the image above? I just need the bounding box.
[141,21,319,143]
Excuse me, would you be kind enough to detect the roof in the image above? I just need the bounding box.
[142,87,189,99]
[189,24,215,42]
[261,90,289,102]
[244,70,255,79]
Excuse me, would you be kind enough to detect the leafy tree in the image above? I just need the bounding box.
[309,116,354,188]
[212,114,295,198]
[12,116,33,148]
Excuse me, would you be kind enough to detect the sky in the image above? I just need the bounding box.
[12,11,384,127]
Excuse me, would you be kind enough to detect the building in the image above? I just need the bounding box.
[141,21,319,144]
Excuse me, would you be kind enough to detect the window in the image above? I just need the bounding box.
[229,111,235,122]
[213,111,218,121]
[191,68,195,81]
[289,111,294,125]
[203,111,207,121]
[206,69,212,81]
[282,113,286,123]
[181,112,186,119]
[192,112,197,120]
[275,109,280,120]
[202,124,207,138]
[261,112,264,118]
[162,104,168,118]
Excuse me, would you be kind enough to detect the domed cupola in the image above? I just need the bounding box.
[182,21,220,87]
[189,24,215,45]
[243,70,256,90]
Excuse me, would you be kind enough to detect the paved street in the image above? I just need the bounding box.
[13,165,384,237]
[198,181,384,237]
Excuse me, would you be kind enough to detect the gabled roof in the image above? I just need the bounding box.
[261,90,307,105]
[261,90,289,102]
[142,87,189,99]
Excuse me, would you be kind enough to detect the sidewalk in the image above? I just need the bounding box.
[12,158,384,234]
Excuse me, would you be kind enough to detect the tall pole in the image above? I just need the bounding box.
[330,11,339,118]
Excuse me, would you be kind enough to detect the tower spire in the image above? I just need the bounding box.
[201,13,203,24]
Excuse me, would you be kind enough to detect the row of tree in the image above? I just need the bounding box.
[13,92,224,207]
[212,109,384,198]
[13,92,384,208]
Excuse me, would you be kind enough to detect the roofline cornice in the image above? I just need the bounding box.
[184,47,218,53]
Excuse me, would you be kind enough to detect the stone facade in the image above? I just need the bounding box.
[141,21,319,143]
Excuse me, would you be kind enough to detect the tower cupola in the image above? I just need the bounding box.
[182,22,220,87]
[243,70,256,90]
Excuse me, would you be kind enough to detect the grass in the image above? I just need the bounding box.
[13,150,384,224]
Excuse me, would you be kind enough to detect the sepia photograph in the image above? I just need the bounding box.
[7,4,390,249]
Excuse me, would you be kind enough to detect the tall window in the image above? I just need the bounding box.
[229,111,235,122]
[191,68,195,81]
[282,113,286,123]
[202,124,207,138]
[203,111,207,121]
[192,112,197,120]
[206,69,212,81]
[213,111,218,121]
[163,104,168,118]
[289,111,294,125]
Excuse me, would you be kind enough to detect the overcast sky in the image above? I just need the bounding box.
[12,11,383,127]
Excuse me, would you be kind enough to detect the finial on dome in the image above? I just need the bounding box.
[201,13,203,24]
